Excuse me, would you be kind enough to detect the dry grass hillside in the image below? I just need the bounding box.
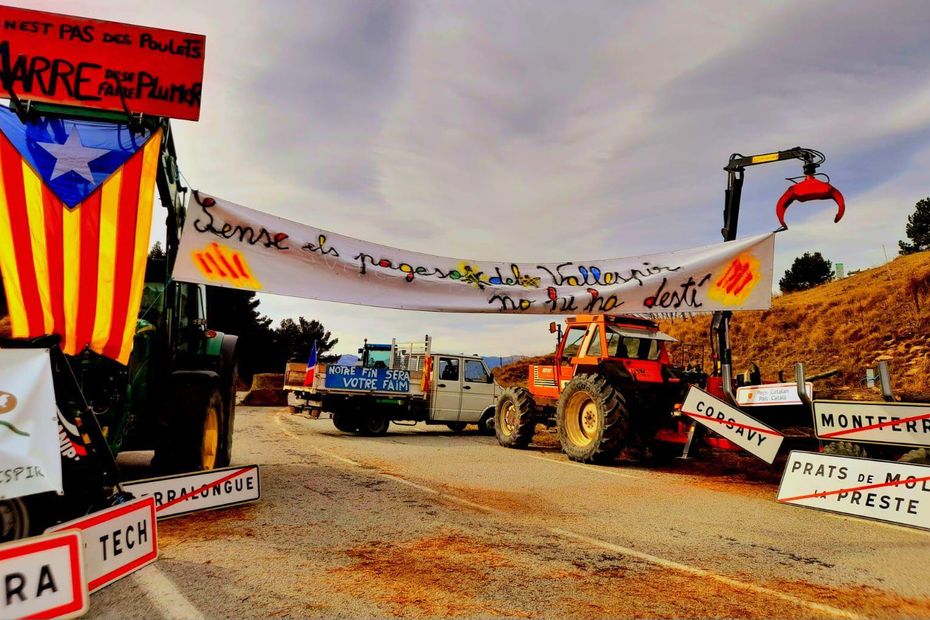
[494,250,930,401]
[660,249,930,401]
[492,354,553,387]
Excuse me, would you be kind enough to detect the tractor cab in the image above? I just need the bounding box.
[528,315,679,401]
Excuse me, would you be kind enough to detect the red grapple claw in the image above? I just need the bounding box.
[775,175,845,229]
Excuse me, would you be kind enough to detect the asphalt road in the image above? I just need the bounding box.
[88,405,930,619]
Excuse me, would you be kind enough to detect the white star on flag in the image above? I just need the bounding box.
[36,125,110,183]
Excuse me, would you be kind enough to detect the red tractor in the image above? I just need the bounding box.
[494,314,690,463]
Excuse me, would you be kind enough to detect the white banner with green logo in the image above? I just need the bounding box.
[0,349,62,498]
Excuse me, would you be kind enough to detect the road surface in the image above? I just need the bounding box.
[89,405,930,619]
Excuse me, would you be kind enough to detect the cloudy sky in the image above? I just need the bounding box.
[15,0,930,356]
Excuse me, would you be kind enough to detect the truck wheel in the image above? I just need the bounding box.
[359,412,390,436]
[557,374,628,464]
[495,387,536,448]
[332,411,360,433]
[823,441,867,458]
[447,422,467,433]
[478,410,495,435]
[0,499,29,543]
[156,383,226,473]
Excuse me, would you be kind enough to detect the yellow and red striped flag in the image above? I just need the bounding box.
[0,108,162,364]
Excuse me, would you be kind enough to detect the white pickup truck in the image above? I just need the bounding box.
[284,337,499,435]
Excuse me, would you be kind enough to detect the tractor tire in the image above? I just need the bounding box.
[823,441,868,458]
[359,412,390,436]
[447,422,467,434]
[332,410,360,433]
[478,410,496,435]
[899,448,930,465]
[495,387,536,449]
[0,498,30,543]
[557,373,629,464]
[217,363,238,468]
[156,383,226,473]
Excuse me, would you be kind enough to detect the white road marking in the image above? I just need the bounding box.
[550,528,861,620]
[524,453,641,479]
[276,412,365,466]
[378,473,440,495]
[305,442,860,620]
[312,447,362,467]
[133,564,205,620]
[273,413,299,438]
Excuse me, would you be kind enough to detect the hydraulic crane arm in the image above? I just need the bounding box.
[713,147,845,403]
[721,147,843,240]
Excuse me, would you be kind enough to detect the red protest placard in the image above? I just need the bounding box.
[0,5,205,120]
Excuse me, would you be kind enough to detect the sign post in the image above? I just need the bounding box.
[47,497,157,593]
[0,530,88,619]
[681,386,784,463]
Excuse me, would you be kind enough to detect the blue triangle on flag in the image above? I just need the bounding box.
[0,106,152,209]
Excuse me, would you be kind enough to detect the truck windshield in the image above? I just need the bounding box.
[605,327,661,360]
[364,348,391,369]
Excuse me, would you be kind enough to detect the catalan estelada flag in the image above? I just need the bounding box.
[0,107,162,364]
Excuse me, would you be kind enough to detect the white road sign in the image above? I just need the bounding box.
[681,386,784,463]
[0,348,62,499]
[736,382,812,407]
[47,497,157,592]
[0,530,88,620]
[778,451,930,530]
[813,400,930,447]
[123,465,261,519]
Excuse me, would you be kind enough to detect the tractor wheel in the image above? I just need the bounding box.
[899,448,930,465]
[557,374,629,464]
[217,363,238,468]
[495,387,536,448]
[823,441,868,458]
[359,412,390,436]
[332,410,360,433]
[156,383,226,473]
[447,422,467,433]
[478,410,496,435]
[0,499,29,543]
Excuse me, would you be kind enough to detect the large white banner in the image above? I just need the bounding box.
[0,349,63,498]
[173,193,776,315]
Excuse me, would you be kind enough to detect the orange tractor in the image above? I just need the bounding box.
[495,314,690,463]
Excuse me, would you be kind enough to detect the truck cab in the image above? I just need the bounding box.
[285,337,499,435]
[429,353,497,424]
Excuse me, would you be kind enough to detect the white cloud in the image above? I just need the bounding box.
[10,0,930,356]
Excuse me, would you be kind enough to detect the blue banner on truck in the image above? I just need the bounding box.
[324,366,411,392]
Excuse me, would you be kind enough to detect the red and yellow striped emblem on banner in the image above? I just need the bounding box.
[0,129,162,364]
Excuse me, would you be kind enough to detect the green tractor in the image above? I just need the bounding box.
[0,103,239,541]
